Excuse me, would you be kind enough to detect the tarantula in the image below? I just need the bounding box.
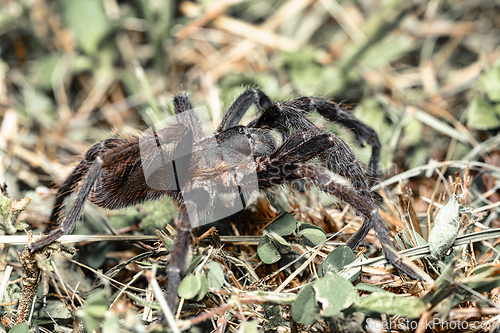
[30,89,419,314]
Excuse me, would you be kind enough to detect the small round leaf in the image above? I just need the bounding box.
[299,228,326,247]
[178,273,201,299]
[318,246,357,278]
[291,284,320,325]
[207,261,225,290]
[258,233,282,264]
[266,212,297,236]
[313,272,356,317]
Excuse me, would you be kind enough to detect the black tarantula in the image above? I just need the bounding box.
[30,89,420,313]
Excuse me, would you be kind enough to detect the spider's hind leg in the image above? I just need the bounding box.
[165,201,195,314]
[31,154,104,251]
[46,138,121,233]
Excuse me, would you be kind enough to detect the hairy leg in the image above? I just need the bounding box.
[164,202,195,313]
[257,153,420,280]
[173,94,206,142]
[31,156,104,251]
[217,89,272,132]
[46,138,122,232]
[284,97,381,186]
[35,93,197,248]
[253,102,373,198]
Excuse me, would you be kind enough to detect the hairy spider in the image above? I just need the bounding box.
[29,89,419,314]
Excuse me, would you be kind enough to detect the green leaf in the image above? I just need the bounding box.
[124,292,161,310]
[184,253,206,276]
[8,322,29,333]
[298,228,326,247]
[269,231,292,254]
[355,283,386,294]
[462,265,500,293]
[236,319,260,333]
[38,299,72,319]
[26,53,64,90]
[282,47,346,95]
[421,259,456,305]
[178,273,202,300]
[0,194,10,218]
[428,195,461,260]
[15,221,29,231]
[397,229,427,249]
[478,61,500,102]
[207,261,225,290]
[291,284,320,325]
[84,290,108,317]
[355,292,426,318]
[82,290,108,332]
[266,212,297,236]
[313,272,356,317]
[102,312,120,333]
[257,233,282,264]
[360,36,414,69]
[466,96,500,130]
[297,222,325,232]
[404,117,424,146]
[318,246,357,278]
[62,0,111,54]
[257,232,292,264]
[194,271,209,301]
[266,189,292,212]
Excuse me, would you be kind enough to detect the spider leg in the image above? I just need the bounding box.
[33,107,194,250]
[165,201,196,312]
[258,130,374,246]
[47,159,88,232]
[217,89,271,132]
[257,156,421,280]
[30,155,104,251]
[287,97,381,186]
[294,164,420,279]
[257,129,421,278]
[46,138,127,232]
[253,102,373,199]
[174,94,205,141]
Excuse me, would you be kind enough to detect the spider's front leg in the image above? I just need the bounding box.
[286,97,381,185]
[294,164,420,279]
[165,201,195,312]
[257,132,422,280]
[252,102,374,199]
[217,89,272,132]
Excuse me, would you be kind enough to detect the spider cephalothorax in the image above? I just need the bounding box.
[29,89,419,315]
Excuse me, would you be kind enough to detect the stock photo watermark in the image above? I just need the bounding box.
[366,317,499,332]
[139,106,259,228]
[138,106,401,228]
